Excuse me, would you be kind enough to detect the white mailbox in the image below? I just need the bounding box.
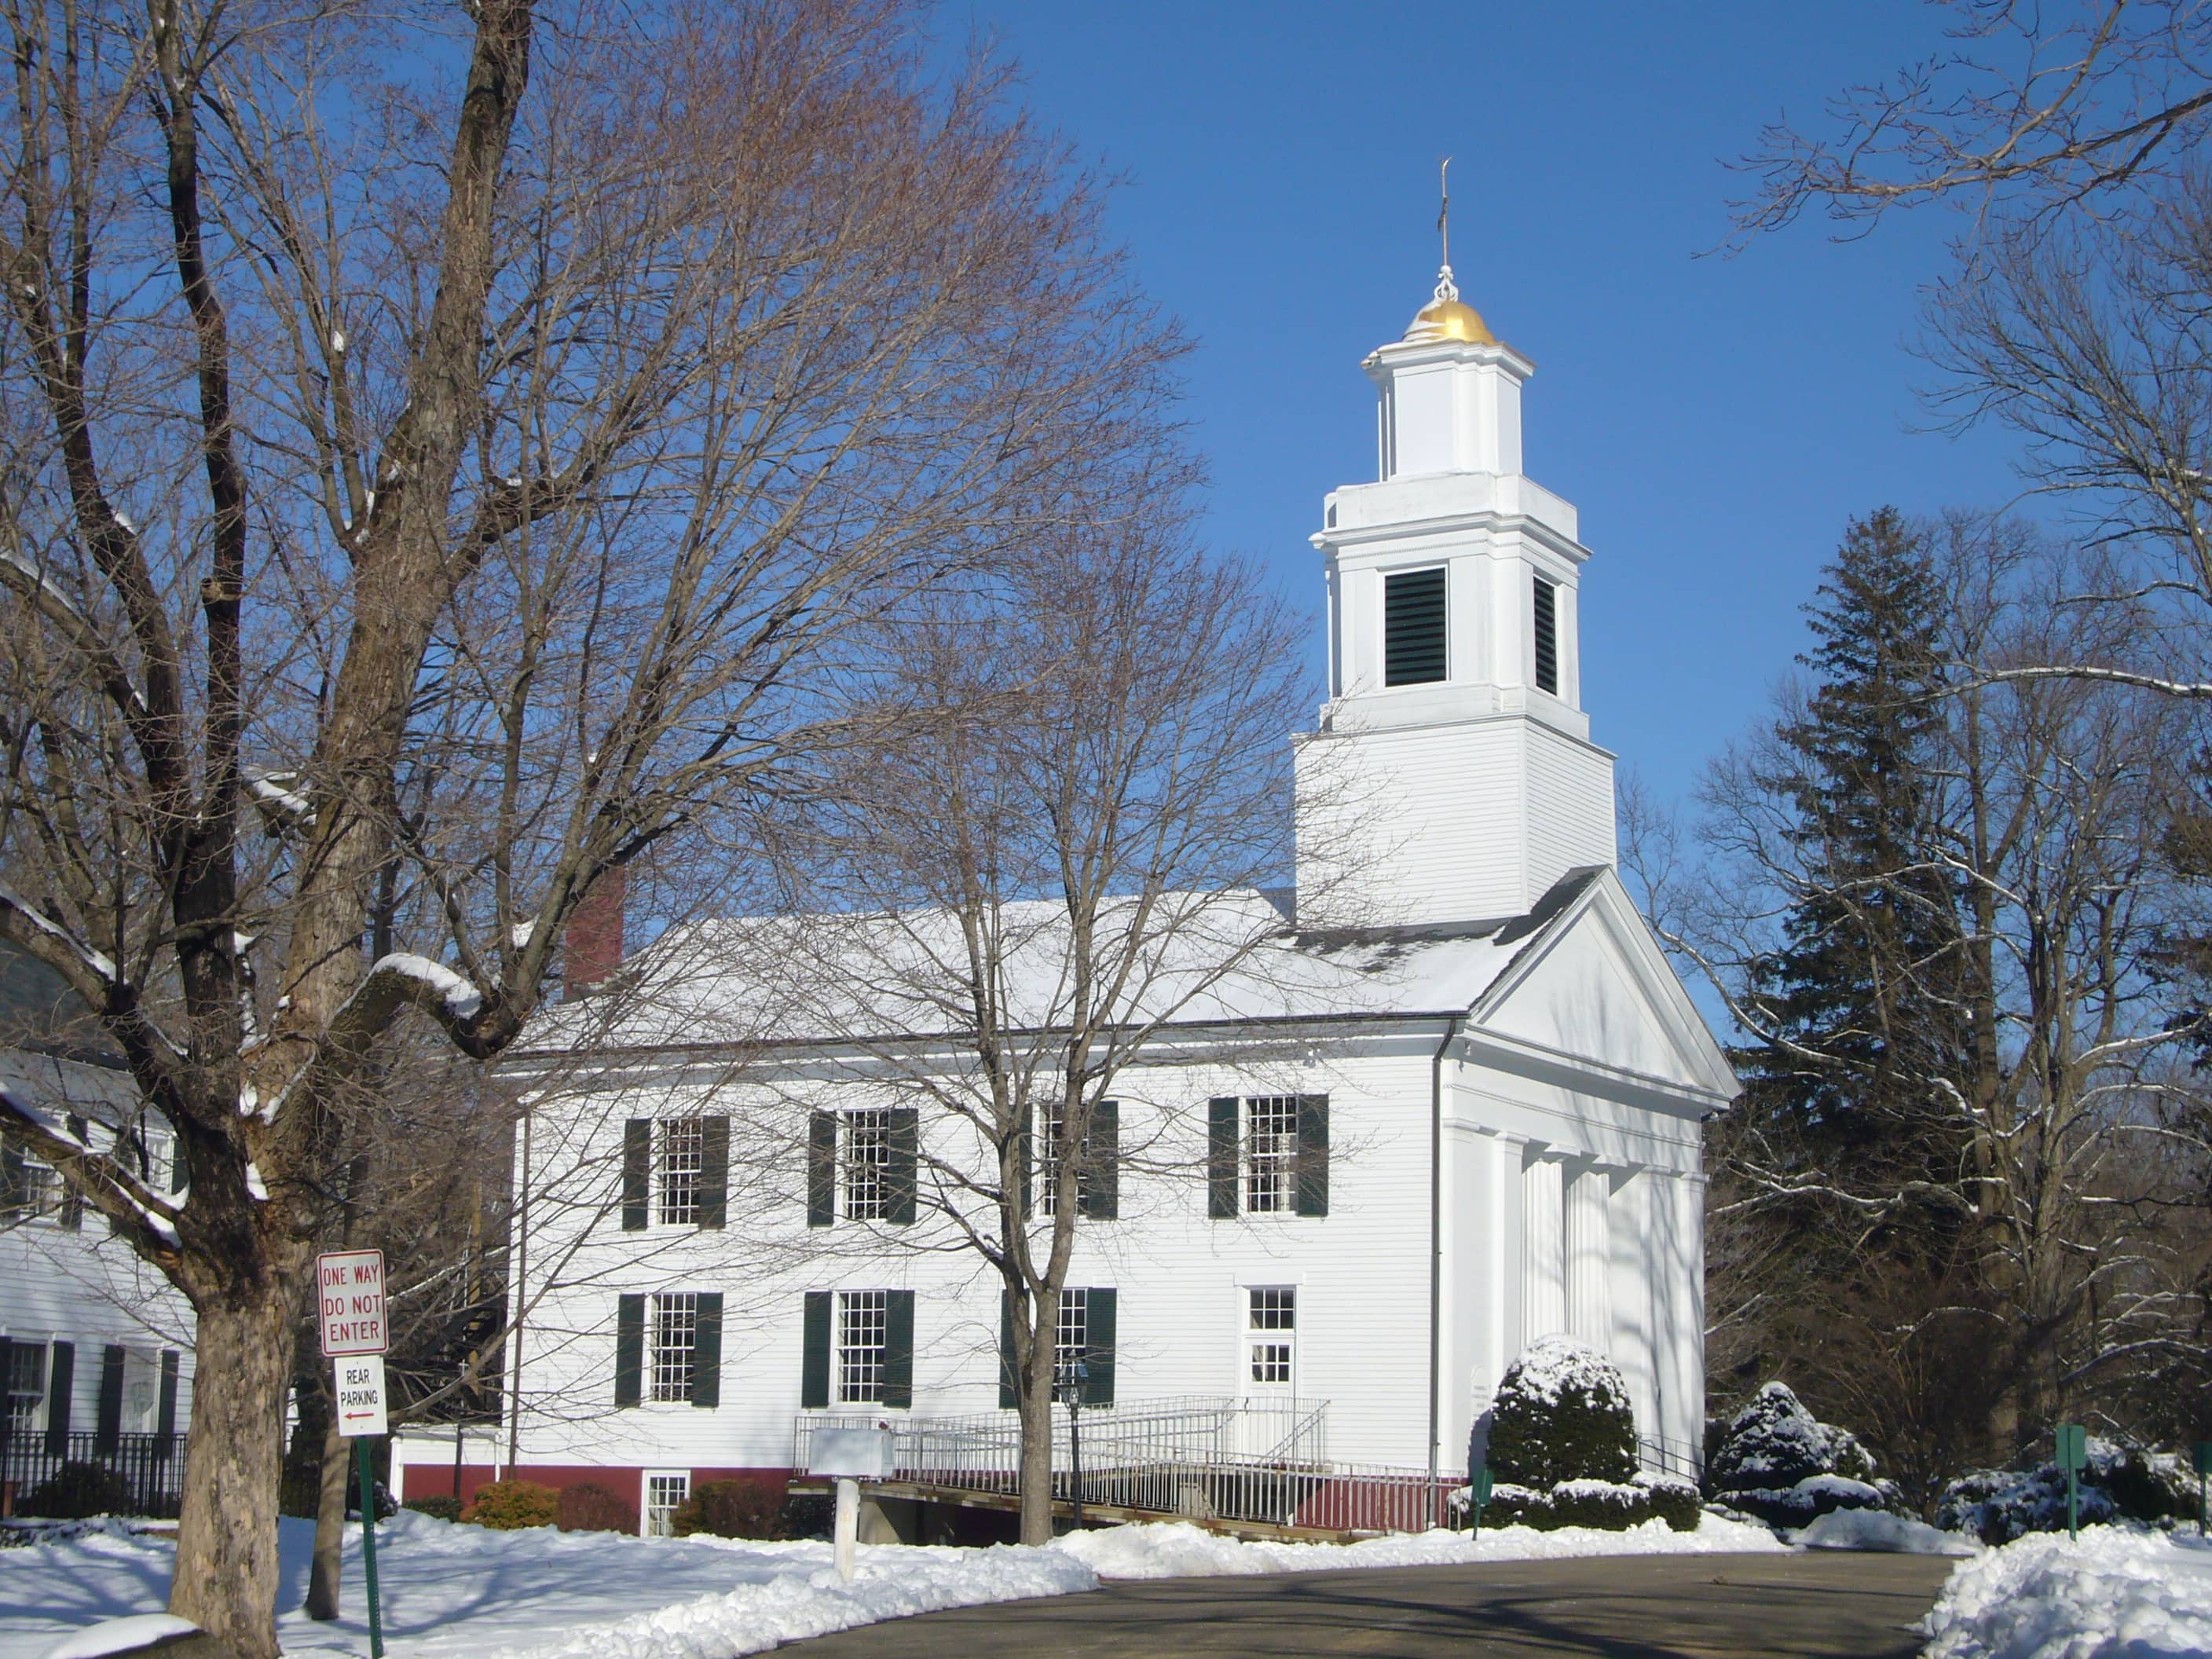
[808,1427,893,1481]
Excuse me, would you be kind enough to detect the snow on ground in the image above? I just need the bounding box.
[0,1510,1788,1659]
[1793,1508,1975,1557]
[1049,1514,1787,1580]
[1921,1525,2212,1659]
[0,1514,1091,1659]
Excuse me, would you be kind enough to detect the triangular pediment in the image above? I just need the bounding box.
[1470,868,1738,1101]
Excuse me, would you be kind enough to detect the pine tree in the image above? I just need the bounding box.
[1735,507,1972,1192]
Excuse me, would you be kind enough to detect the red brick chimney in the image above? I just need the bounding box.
[563,864,626,1000]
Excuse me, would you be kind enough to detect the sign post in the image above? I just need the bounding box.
[2193,1442,2212,1538]
[807,1428,892,1583]
[2054,1424,2087,1542]
[320,1250,389,1659]
[1467,1463,1495,1539]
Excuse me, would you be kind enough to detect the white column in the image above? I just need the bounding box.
[1519,1151,1565,1346]
[1565,1161,1611,1353]
[1608,1171,1656,1439]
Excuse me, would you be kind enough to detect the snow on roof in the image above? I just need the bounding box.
[522,873,1606,1061]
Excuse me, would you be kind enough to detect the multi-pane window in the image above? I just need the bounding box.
[1244,1097,1299,1214]
[0,1137,61,1219]
[1247,1287,1296,1387]
[657,1119,703,1227]
[843,1110,892,1221]
[5,1342,44,1429]
[644,1472,690,1537]
[837,1290,888,1404]
[650,1292,698,1403]
[1037,1105,1067,1218]
[1054,1291,1088,1393]
[1533,577,1559,696]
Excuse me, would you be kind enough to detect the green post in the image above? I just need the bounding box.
[2054,1424,2087,1543]
[2192,1442,2212,1538]
[1468,1463,1494,1540]
[356,1436,385,1659]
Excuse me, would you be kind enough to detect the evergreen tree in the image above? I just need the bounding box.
[1734,507,1971,1177]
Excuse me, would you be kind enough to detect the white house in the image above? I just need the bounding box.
[401,262,1737,1537]
[0,943,195,1517]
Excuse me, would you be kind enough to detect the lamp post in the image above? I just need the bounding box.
[1057,1359,1089,1531]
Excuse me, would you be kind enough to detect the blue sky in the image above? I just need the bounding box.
[963,1,2028,812]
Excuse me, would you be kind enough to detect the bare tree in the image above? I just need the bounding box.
[0,2,1172,1650]
[1732,0,2212,240]
[753,484,1325,1544]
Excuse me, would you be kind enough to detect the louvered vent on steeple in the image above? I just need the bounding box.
[1384,567,1447,687]
[1533,577,1558,696]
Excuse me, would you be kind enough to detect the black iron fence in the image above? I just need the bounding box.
[0,1430,187,1518]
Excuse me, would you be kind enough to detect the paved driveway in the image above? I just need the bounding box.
[787,1551,1957,1657]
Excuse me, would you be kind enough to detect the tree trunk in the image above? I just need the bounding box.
[168,1282,295,1659]
[306,1415,349,1620]
[1017,1371,1055,1546]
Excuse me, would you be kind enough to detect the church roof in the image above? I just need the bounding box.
[519,870,1612,1064]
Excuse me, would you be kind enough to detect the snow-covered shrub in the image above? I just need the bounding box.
[1488,1337,1639,1490]
[1705,1382,1892,1528]
[557,1481,639,1535]
[1708,1383,1873,1489]
[672,1477,787,1540]
[463,1479,559,1529]
[403,1496,462,1523]
[1936,1438,2187,1545]
[1636,1471,1705,1533]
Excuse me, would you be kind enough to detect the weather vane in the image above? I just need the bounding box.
[1438,156,1452,269]
[1434,156,1459,303]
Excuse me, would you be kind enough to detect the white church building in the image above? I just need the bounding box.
[397,265,1738,1536]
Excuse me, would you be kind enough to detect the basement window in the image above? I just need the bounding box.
[1383,568,1448,687]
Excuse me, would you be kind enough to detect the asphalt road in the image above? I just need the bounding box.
[786,1551,1958,1658]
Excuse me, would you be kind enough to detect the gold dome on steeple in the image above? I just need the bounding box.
[1405,265,1497,346]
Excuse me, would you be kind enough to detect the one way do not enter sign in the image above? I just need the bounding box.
[318,1249,387,1357]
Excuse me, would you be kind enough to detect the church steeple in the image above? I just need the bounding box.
[1293,242,1617,928]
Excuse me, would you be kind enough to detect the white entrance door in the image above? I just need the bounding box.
[1240,1287,1297,1455]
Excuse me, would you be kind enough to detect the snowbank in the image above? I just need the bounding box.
[2,1507,1793,1659]
[1921,1526,2212,1659]
[1793,1508,1974,1557]
[1046,1514,1787,1580]
[38,1616,198,1659]
[0,1511,1093,1659]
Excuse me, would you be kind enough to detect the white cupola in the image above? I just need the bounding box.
[1295,264,1617,928]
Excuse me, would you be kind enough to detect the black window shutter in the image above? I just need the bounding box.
[613,1295,645,1407]
[94,1345,125,1454]
[0,1337,13,1452]
[60,1115,86,1230]
[1384,566,1448,687]
[998,1288,1018,1408]
[1296,1094,1331,1218]
[1084,1288,1116,1407]
[807,1113,836,1229]
[887,1107,918,1225]
[1533,576,1558,695]
[881,1289,915,1409]
[800,1291,832,1409]
[156,1350,179,1445]
[621,1120,650,1232]
[691,1292,722,1408]
[698,1116,729,1230]
[1207,1097,1239,1218]
[45,1341,74,1454]
[1081,1100,1119,1220]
